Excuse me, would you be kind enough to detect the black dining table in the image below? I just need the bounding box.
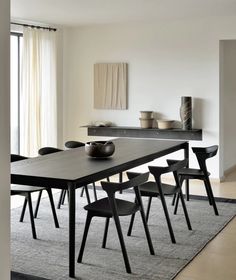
[11,138,188,278]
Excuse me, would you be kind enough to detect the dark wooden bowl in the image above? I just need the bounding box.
[85,141,115,158]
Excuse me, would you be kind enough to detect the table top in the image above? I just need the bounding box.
[11,138,187,189]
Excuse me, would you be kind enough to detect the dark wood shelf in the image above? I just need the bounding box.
[85,126,202,141]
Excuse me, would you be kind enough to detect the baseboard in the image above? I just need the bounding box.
[189,194,236,204]
[221,164,236,182]
[224,164,236,177]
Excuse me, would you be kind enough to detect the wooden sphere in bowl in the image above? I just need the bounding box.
[85,141,115,158]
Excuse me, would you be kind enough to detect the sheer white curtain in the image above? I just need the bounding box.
[20,27,57,157]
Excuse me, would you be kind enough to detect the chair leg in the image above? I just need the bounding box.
[139,209,155,255]
[112,211,131,273]
[174,193,180,215]
[19,197,27,222]
[57,190,65,209]
[84,185,91,204]
[127,213,135,236]
[61,189,66,205]
[80,187,85,197]
[158,190,176,244]
[46,188,59,228]
[27,193,37,239]
[119,172,123,183]
[203,179,213,205]
[134,189,155,255]
[92,182,98,201]
[172,193,177,206]
[127,197,138,236]
[174,176,184,215]
[146,197,152,223]
[102,217,110,248]
[119,172,123,194]
[185,180,190,201]
[77,214,93,263]
[204,178,219,216]
[179,190,192,230]
[34,190,43,218]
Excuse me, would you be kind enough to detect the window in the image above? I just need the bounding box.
[10,32,22,154]
[11,28,57,156]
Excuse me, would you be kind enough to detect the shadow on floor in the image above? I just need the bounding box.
[11,271,50,280]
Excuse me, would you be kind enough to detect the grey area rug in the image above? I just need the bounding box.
[11,190,236,280]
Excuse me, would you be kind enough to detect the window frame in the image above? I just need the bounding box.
[10,31,22,154]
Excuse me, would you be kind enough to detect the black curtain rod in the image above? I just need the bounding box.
[11,22,57,32]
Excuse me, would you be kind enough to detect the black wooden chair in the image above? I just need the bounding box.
[65,140,113,202]
[127,159,192,244]
[77,172,155,274]
[173,145,219,216]
[38,145,93,211]
[11,154,59,239]
[33,147,64,214]
[64,140,95,203]
[64,140,85,149]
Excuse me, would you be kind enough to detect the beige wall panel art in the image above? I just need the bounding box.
[94,63,127,110]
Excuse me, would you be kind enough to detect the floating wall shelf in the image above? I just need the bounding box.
[85,126,202,141]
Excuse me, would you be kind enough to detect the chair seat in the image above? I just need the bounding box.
[11,184,45,195]
[84,198,140,217]
[178,168,210,179]
[139,181,178,197]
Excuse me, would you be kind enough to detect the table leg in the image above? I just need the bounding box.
[68,182,76,278]
[184,142,190,201]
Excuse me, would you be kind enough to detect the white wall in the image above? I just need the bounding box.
[220,40,236,176]
[63,16,236,179]
[0,0,10,278]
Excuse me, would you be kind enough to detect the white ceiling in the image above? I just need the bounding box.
[11,0,236,27]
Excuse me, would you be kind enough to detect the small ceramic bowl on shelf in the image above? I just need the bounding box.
[85,141,115,158]
[157,120,174,129]
[139,118,154,129]
[140,111,153,119]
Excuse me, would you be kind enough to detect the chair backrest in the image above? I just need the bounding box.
[127,160,187,184]
[192,145,218,160]
[126,171,147,180]
[101,172,149,195]
[64,140,85,149]
[192,145,218,175]
[38,147,62,156]
[149,159,188,177]
[11,154,28,162]
[149,159,188,190]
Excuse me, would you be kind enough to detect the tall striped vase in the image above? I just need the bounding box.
[180,96,192,130]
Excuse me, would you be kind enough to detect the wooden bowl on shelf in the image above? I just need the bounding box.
[139,118,154,129]
[157,120,174,129]
[140,111,153,119]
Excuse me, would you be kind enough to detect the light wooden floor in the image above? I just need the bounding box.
[175,170,236,280]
